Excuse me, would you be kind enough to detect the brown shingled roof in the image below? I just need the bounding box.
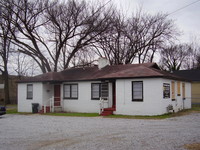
[19,63,185,83]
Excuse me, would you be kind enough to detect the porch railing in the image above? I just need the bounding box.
[99,97,108,114]
[43,96,63,113]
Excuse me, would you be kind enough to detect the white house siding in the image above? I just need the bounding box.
[115,78,163,116]
[17,78,191,115]
[62,81,113,113]
[18,83,43,112]
[160,79,191,113]
[115,78,191,116]
[184,82,192,109]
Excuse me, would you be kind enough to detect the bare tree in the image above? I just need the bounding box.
[159,44,190,71]
[1,0,114,72]
[184,37,200,69]
[0,2,16,104]
[93,12,128,65]
[0,0,53,73]
[9,52,39,77]
[94,9,178,65]
[196,55,200,69]
[44,0,114,70]
[125,12,177,64]
[70,48,97,68]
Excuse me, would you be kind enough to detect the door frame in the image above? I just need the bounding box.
[112,81,116,108]
[54,84,61,106]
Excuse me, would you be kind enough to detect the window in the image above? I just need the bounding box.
[91,83,108,100]
[132,81,143,101]
[163,83,170,98]
[101,82,108,98]
[182,83,185,99]
[27,84,33,99]
[63,84,78,99]
[177,81,181,96]
[171,81,175,100]
[91,83,101,99]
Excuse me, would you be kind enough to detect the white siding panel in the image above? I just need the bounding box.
[115,78,163,116]
[184,82,192,109]
[18,83,43,112]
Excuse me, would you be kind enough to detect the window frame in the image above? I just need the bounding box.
[132,81,143,102]
[163,83,170,99]
[101,82,109,98]
[91,83,101,100]
[63,84,78,99]
[27,84,33,100]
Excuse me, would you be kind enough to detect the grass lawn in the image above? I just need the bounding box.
[5,105,31,115]
[5,105,18,114]
[5,104,200,119]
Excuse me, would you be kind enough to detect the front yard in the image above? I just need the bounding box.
[0,112,200,150]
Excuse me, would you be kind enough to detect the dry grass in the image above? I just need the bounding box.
[184,143,200,150]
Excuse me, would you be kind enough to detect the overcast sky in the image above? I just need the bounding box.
[109,0,200,43]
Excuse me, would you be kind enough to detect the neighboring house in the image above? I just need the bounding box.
[0,75,19,104]
[18,58,191,116]
[173,70,200,104]
[0,82,4,104]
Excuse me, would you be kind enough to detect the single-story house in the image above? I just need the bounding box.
[173,70,200,104]
[18,58,191,116]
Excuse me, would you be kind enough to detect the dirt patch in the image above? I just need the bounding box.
[184,143,200,150]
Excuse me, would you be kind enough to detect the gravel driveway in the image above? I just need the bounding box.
[0,113,200,150]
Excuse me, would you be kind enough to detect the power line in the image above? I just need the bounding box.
[168,0,200,15]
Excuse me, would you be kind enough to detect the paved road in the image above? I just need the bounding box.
[0,113,200,150]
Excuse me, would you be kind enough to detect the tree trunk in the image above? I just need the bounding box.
[3,70,10,105]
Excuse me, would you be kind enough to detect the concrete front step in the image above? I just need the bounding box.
[54,106,62,112]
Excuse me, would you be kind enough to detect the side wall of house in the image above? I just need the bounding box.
[191,82,200,104]
[160,79,191,112]
[62,81,113,113]
[18,83,43,112]
[115,78,191,116]
[184,82,192,109]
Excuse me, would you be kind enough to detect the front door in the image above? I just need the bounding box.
[54,85,61,106]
